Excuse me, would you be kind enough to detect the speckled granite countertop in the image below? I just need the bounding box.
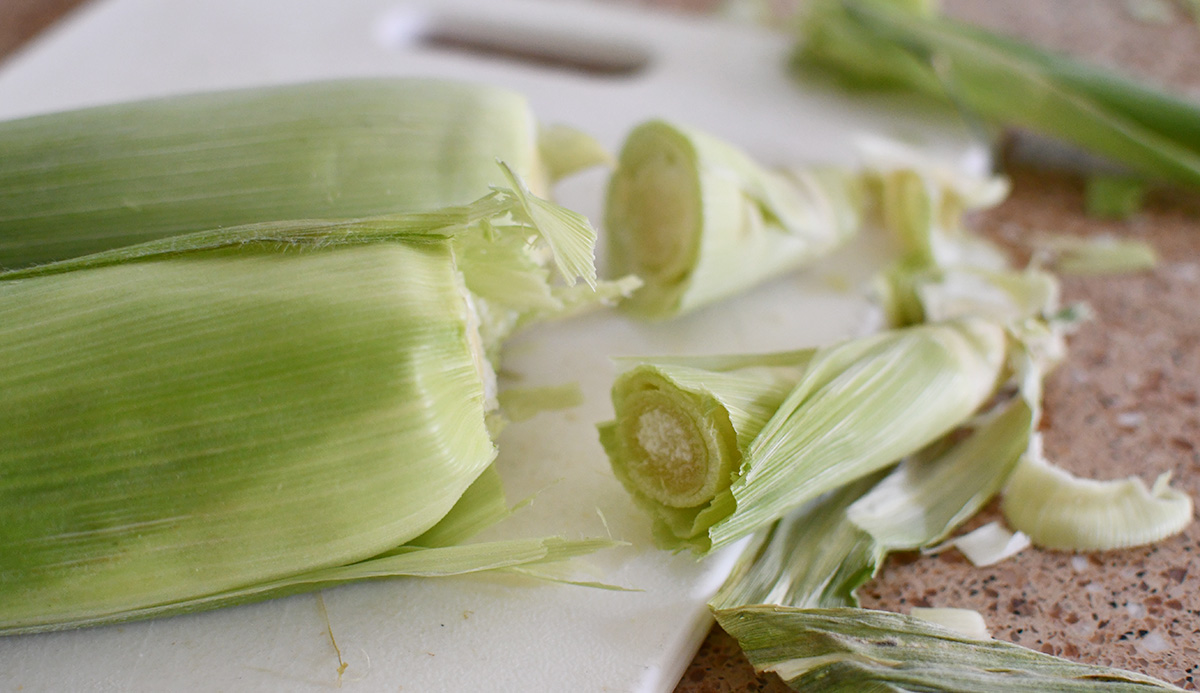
[4,0,1198,690]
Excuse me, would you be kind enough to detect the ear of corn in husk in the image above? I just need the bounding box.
[715,606,1185,692]
[604,120,866,319]
[0,172,623,635]
[0,78,604,270]
[598,317,1007,555]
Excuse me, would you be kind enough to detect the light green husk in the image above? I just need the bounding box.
[708,385,1029,610]
[538,123,614,182]
[598,318,1007,554]
[605,120,865,319]
[995,343,1192,553]
[0,79,554,269]
[1084,175,1148,220]
[794,0,1200,190]
[1035,233,1159,276]
[847,130,1185,553]
[854,137,1060,333]
[932,521,1032,567]
[910,607,991,639]
[0,174,623,635]
[716,606,1185,692]
[1001,438,1193,552]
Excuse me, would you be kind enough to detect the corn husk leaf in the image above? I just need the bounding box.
[910,607,991,640]
[846,394,1032,550]
[538,123,613,182]
[994,344,1193,552]
[794,0,1200,190]
[927,521,1032,567]
[716,606,1184,692]
[708,475,883,611]
[709,386,1026,610]
[499,161,597,289]
[1034,233,1159,276]
[1001,437,1193,552]
[1084,175,1148,220]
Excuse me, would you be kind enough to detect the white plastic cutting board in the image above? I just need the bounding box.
[0,1,986,691]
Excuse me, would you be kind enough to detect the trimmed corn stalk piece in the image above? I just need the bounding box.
[0,176,618,635]
[604,120,865,319]
[598,318,1007,554]
[0,79,557,269]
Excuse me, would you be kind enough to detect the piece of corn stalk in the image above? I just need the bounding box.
[598,318,1007,554]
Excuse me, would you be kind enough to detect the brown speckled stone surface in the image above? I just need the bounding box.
[3,0,1198,690]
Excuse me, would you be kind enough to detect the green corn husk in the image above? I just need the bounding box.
[0,176,621,635]
[716,606,1184,692]
[1084,175,1148,220]
[709,474,884,611]
[1001,435,1193,552]
[598,317,1007,554]
[604,120,865,319]
[1035,233,1159,276]
[909,607,991,639]
[794,0,1200,190]
[995,340,1193,553]
[850,136,1065,334]
[0,78,587,269]
[709,388,1029,611]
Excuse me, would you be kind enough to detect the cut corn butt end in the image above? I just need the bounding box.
[600,319,1008,555]
[605,120,863,319]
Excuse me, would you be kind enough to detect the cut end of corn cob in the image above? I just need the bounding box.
[605,121,702,316]
[600,318,1008,555]
[608,370,739,508]
[605,120,864,320]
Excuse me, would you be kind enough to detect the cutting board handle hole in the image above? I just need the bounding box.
[379,10,650,77]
